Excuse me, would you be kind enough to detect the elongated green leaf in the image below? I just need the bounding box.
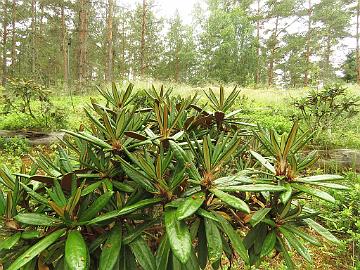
[281,224,321,246]
[218,184,286,193]
[279,227,312,263]
[211,211,249,264]
[260,231,276,257]
[210,188,250,214]
[203,136,211,172]
[129,236,156,270]
[197,209,218,222]
[87,197,162,224]
[297,174,343,182]
[197,220,208,269]
[277,235,295,270]
[304,182,349,190]
[169,141,202,182]
[81,181,102,196]
[249,208,271,227]
[250,151,275,174]
[204,218,223,263]
[21,231,41,240]
[283,121,298,158]
[165,209,192,264]
[292,184,335,203]
[156,234,171,270]
[280,183,292,204]
[0,232,21,250]
[177,192,205,220]
[99,224,122,270]
[118,157,157,193]
[123,219,158,244]
[15,213,62,226]
[89,232,109,253]
[19,182,49,205]
[112,180,135,192]
[7,229,66,270]
[0,165,15,190]
[79,191,114,221]
[0,191,5,215]
[65,230,89,270]
[63,130,112,149]
[304,218,341,244]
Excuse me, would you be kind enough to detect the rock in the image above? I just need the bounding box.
[315,149,360,171]
[0,130,65,145]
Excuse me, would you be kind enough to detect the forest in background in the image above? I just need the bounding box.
[1,0,360,89]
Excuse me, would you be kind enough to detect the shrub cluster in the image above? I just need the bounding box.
[293,84,359,132]
[0,84,348,269]
[2,78,67,130]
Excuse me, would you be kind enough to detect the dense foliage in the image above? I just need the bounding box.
[0,0,358,87]
[293,84,360,132]
[2,79,67,129]
[0,84,348,269]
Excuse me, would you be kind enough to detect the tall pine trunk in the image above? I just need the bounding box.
[11,0,16,75]
[140,0,146,77]
[175,48,180,82]
[304,0,312,86]
[356,0,360,84]
[255,0,261,85]
[31,0,36,76]
[121,17,126,79]
[106,0,114,82]
[78,0,89,84]
[267,16,279,86]
[61,2,68,85]
[2,0,8,86]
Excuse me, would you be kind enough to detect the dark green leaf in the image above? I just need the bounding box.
[165,209,192,264]
[14,213,62,226]
[249,208,271,227]
[7,229,66,270]
[129,236,156,270]
[204,218,223,263]
[99,224,122,270]
[88,197,162,224]
[177,192,205,220]
[210,188,250,213]
[65,230,89,270]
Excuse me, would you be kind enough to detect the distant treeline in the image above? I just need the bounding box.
[0,0,359,88]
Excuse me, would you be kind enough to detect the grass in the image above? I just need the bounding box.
[2,81,360,148]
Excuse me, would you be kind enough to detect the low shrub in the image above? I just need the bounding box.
[0,84,348,269]
[2,78,68,130]
[0,136,30,156]
[293,84,360,132]
[316,171,360,268]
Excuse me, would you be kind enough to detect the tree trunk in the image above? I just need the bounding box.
[11,0,16,75]
[2,0,8,86]
[175,48,180,82]
[39,1,44,35]
[304,0,312,86]
[325,35,331,73]
[31,0,36,76]
[105,0,114,82]
[255,0,261,85]
[267,16,279,86]
[121,17,126,79]
[140,0,147,77]
[78,0,89,84]
[356,0,360,84]
[61,2,68,85]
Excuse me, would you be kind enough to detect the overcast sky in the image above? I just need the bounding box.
[120,0,355,67]
[120,0,196,24]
